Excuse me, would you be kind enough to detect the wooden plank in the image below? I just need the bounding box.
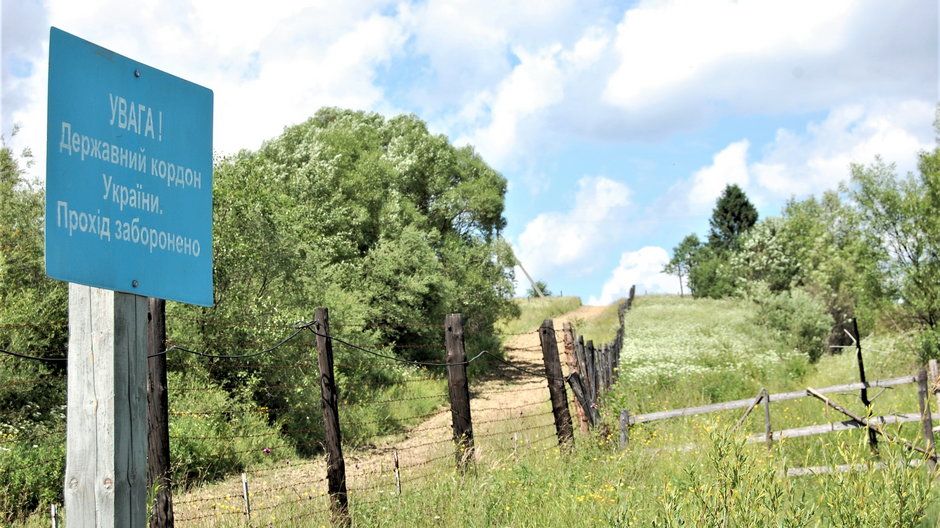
[929,359,940,410]
[787,460,923,477]
[65,284,148,528]
[806,387,932,458]
[445,313,474,468]
[540,319,574,447]
[629,375,916,425]
[314,307,349,525]
[747,413,932,443]
[146,298,174,528]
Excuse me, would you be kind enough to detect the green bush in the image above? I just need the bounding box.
[749,283,833,362]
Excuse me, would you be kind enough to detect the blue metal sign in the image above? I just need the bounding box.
[46,27,214,306]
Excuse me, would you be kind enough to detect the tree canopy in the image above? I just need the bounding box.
[708,184,758,251]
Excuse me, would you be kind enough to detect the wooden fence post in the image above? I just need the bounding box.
[445,313,474,469]
[314,307,349,525]
[917,369,936,471]
[240,473,251,523]
[576,336,593,404]
[147,298,174,528]
[762,389,772,450]
[929,359,940,411]
[565,373,598,427]
[851,318,877,451]
[540,319,574,447]
[586,340,597,402]
[562,323,590,434]
[65,284,148,528]
[393,450,402,496]
[619,410,630,449]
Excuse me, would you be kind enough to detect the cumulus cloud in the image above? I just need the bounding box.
[753,99,935,196]
[589,246,677,305]
[515,176,631,281]
[655,98,935,226]
[604,0,936,119]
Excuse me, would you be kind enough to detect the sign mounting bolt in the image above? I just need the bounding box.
[132,280,139,288]
[134,69,141,78]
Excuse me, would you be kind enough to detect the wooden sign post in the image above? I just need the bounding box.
[65,285,148,526]
[47,28,214,527]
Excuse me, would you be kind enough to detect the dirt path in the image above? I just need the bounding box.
[175,303,613,524]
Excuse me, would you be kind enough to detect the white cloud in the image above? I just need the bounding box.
[753,99,935,196]
[656,98,935,227]
[515,176,631,282]
[457,29,611,166]
[5,0,408,183]
[589,246,678,305]
[603,0,935,120]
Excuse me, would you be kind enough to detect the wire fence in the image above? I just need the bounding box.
[0,295,617,527]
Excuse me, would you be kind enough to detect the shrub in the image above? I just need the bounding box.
[749,283,833,362]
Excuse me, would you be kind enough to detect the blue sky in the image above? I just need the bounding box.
[2,0,937,304]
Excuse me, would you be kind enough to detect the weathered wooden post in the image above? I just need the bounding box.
[445,313,474,469]
[314,308,349,525]
[563,323,590,433]
[393,450,402,495]
[929,359,940,411]
[619,410,630,449]
[762,389,772,450]
[240,473,251,523]
[917,368,937,471]
[540,320,574,447]
[65,285,148,528]
[147,298,174,528]
[576,335,594,405]
[565,373,598,427]
[586,340,598,402]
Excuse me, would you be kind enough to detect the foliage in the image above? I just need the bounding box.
[747,282,834,362]
[849,149,940,331]
[526,279,551,298]
[687,246,735,299]
[707,184,758,252]
[663,234,700,297]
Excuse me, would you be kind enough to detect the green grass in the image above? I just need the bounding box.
[496,296,582,335]
[573,299,624,345]
[19,294,940,526]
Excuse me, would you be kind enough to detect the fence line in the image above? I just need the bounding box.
[0,290,634,526]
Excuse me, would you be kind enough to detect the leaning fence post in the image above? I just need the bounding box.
[850,318,877,451]
[565,373,598,427]
[445,313,474,469]
[314,307,349,525]
[540,319,574,447]
[917,368,937,471]
[619,410,630,449]
[563,323,589,434]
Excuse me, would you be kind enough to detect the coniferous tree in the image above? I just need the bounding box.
[707,184,758,251]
